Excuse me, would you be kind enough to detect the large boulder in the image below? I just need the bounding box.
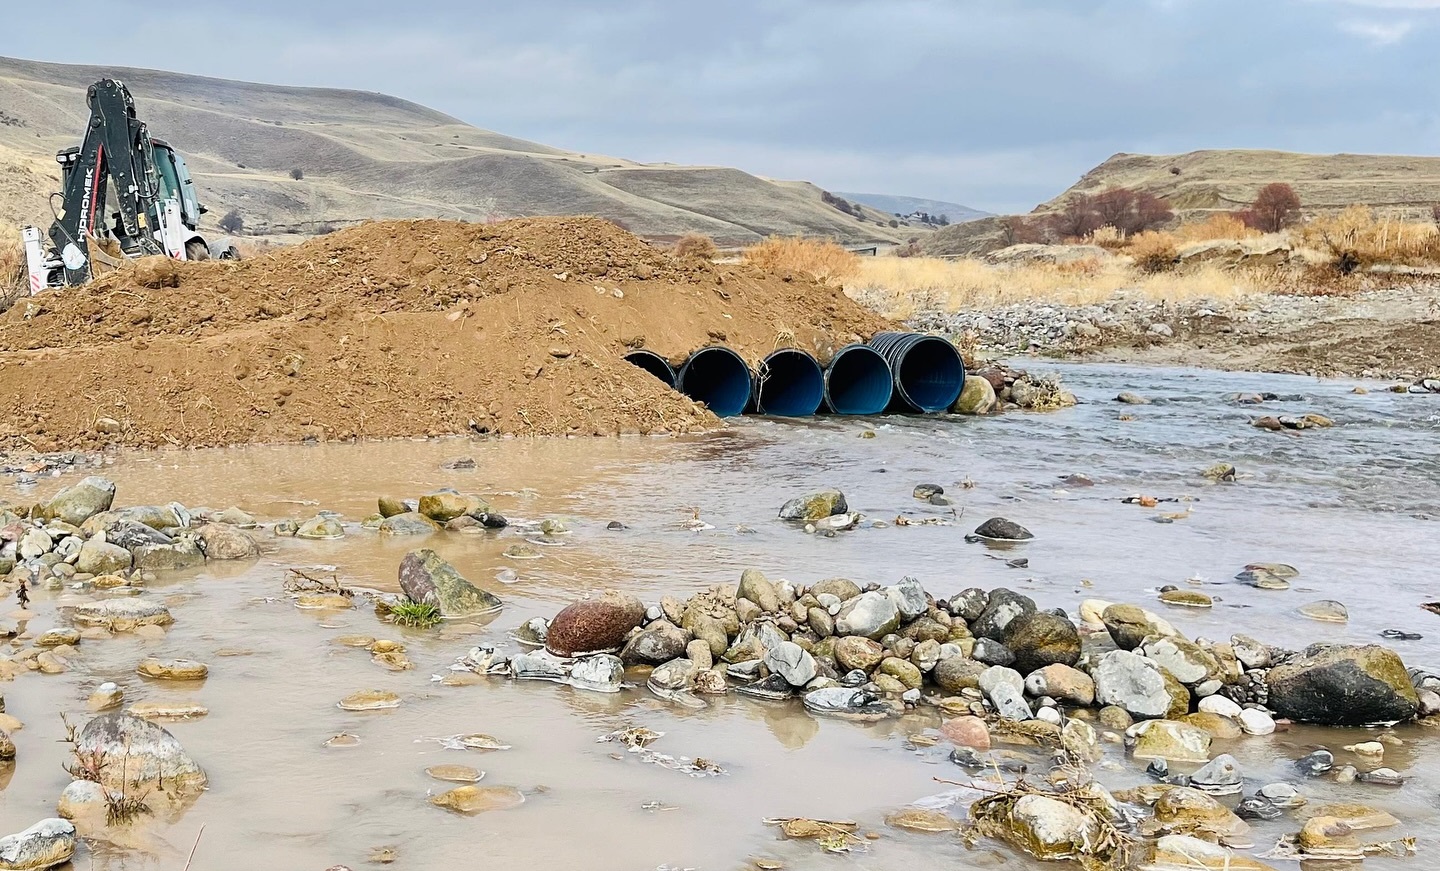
[1092,650,1171,719]
[1267,644,1418,725]
[131,537,204,572]
[41,477,116,526]
[74,714,206,803]
[378,512,441,536]
[196,523,260,560]
[398,549,502,619]
[953,375,997,415]
[0,818,76,870]
[972,588,1037,641]
[65,599,173,631]
[933,656,988,692]
[74,539,131,575]
[619,621,691,665]
[834,591,900,640]
[418,491,487,523]
[547,591,646,656]
[808,578,862,602]
[737,569,781,613]
[1003,794,1102,862]
[1003,611,1081,674]
[778,489,847,522]
[1102,604,1160,651]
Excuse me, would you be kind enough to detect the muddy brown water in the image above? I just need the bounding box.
[3,363,1440,870]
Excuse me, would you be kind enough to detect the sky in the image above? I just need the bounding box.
[3,0,1439,213]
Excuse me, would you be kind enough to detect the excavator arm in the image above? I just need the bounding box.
[47,78,164,284]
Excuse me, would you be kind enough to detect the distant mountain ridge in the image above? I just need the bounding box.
[836,192,990,223]
[0,55,919,245]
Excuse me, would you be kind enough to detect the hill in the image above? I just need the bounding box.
[836,192,989,223]
[0,55,916,246]
[1038,149,1440,220]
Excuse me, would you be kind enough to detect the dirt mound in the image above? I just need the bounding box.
[0,217,890,450]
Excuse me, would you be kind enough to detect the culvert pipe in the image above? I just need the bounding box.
[676,346,753,417]
[869,331,966,413]
[822,343,894,415]
[752,348,825,417]
[623,349,677,388]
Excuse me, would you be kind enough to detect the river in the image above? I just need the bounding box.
[3,363,1438,870]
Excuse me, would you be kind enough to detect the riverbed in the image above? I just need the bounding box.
[4,362,1439,870]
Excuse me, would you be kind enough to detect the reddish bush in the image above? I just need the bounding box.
[999,215,1044,245]
[1242,183,1302,233]
[1046,196,1103,240]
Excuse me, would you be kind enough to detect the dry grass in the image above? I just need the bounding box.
[1,233,26,313]
[743,236,859,286]
[1173,212,1261,243]
[1295,205,1440,270]
[674,232,718,260]
[1127,231,1179,273]
[846,255,1259,318]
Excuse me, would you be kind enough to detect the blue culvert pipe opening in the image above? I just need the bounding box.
[823,343,894,415]
[677,346,753,417]
[870,331,966,413]
[623,349,677,388]
[754,348,825,416]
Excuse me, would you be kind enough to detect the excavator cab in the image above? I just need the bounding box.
[151,139,206,229]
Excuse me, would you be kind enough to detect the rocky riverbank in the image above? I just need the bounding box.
[910,283,1440,382]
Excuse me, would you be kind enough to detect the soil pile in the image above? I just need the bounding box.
[0,217,890,450]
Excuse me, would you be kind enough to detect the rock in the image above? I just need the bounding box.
[93,519,171,550]
[1160,589,1213,608]
[569,655,624,693]
[41,478,115,528]
[941,715,991,750]
[912,638,942,672]
[989,682,1033,720]
[1236,708,1275,735]
[430,785,525,815]
[417,491,483,523]
[972,637,1015,666]
[378,512,441,535]
[972,588,1037,641]
[808,578,862,602]
[510,651,571,682]
[1147,835,1279,871]
[1093,650,1170,719]
[1148,787,1250,843]
[1003,794,1102,861]
[1297,816,1363,860]
[934,656,988,692]
[547,591,646,656]
[1004,611,1081,673]
[137,658,208,680]
[1298,600,1349,623]
[398,549,503,619]
[802,687,890,720]
[686,639,713,670]
[971,517,1034,541]
[1190,754,1244,795]
[87,683,123,711]
[0,819,76,870]
[738,569,781,613]
[807,607,834,639]
[1142,636,1219,686]
[377,497,411,518]
[834,636,884,672]
[835,591,900,639]
[879,657,923,690]
[1231,635,1272,670]
[296,515,345,540]
[1025,664,1095,705]
[426,764,484,784]
[949,588,989,622]
[210,506,256,526]
[131,537,204,571]
[56,779,106,821]
[75,713,206,800]
[1116,391,1151,405]
[887,577,928,620]
[1199,695,1243,719]
[1267,644,1418,725]
[1132,719,1212,762]
[1101,604,1159,651]
[337,690,401,711]
[18,529,52,560]
[620,621,690,665]
[66,599,173,631]
[953,375,997,414]
[127,703,208,721]
[196,523,259,560]
[778,489,847,522]
[765,642,818,687]
[885,807,959,833]
[1062,718,1102,761]
[34,629,80,649]
[681,611,728,659]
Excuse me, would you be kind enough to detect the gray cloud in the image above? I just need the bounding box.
[2,0,1438,212]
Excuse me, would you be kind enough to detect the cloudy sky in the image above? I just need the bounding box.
[3,0,1438,212]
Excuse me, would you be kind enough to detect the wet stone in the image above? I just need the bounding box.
[970,517,1034,542]
[1298,600,1349,623]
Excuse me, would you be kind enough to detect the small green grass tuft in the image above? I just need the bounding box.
[389,600,442,628]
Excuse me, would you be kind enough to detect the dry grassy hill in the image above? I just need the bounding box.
[0,55,913,246]
[1041,149,1440,220]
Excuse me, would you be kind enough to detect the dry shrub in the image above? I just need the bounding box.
[1296,205,1440,273]
[1127,231,1179,273]
[1,234,27,313]
[1174,213,1260,243]
[1086,225,1127,250]
[743,236,858,286]
[673,233,718,260]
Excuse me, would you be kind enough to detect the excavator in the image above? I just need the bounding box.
[20,78,237,291]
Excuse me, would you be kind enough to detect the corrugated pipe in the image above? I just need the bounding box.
[868,331,965,413]
[676,346,753,417]
[752,348,825,417]
[823,343,894,415]
[623,349,676,388]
